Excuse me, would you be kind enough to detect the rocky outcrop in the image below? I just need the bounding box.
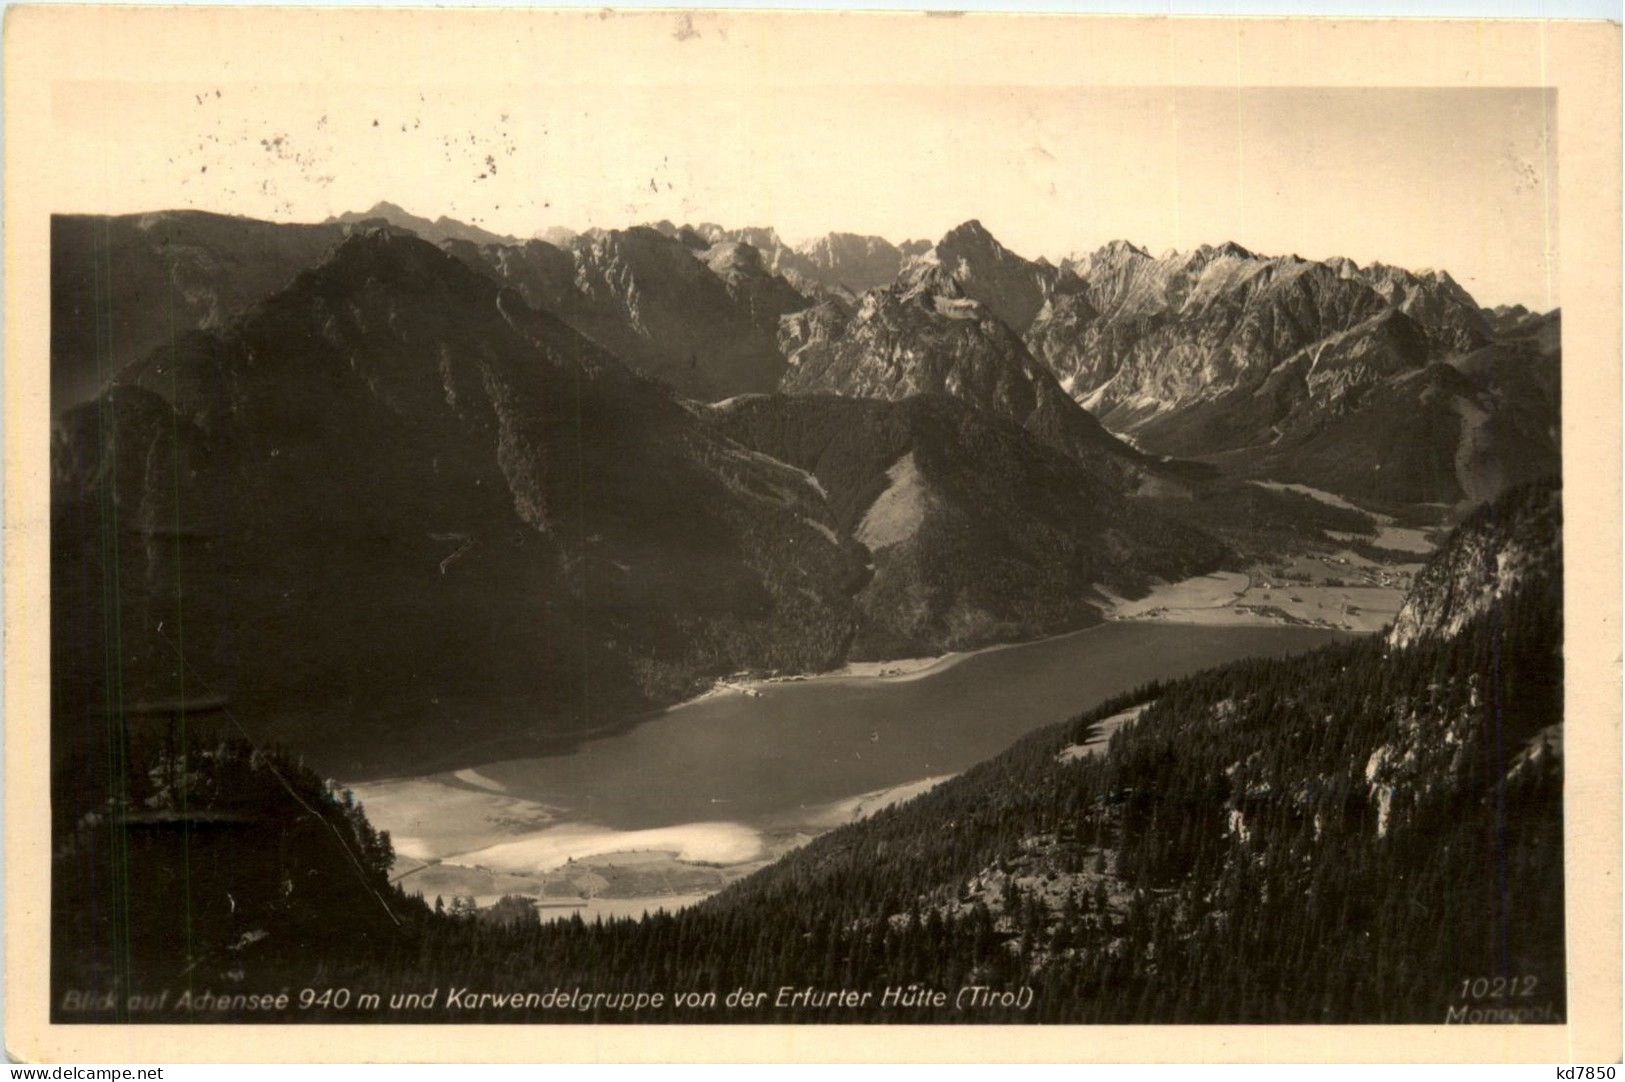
[1387,479,1561,649]
[778,273,1148,484]
[777,297,852,373]
[1024,237,1558,504]
[447,226,807,400]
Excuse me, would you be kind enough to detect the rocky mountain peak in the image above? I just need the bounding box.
[721,225,785,252]
[1085,239,1152,264]
[1209,240,1253,260]
[328,201,515,247]
[801,231,892,257]
[789,232,910,292]
[535,225,579,247]
[937,218,999,249]
[1355,262,1491,355]
[705,240,768,276]
[910,220,1059,333]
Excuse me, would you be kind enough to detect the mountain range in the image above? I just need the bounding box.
[647,220,933,296]
[56,203,1557,508]
[48,199,1566,1020]
[1025,239,1558,504]
[50,202,1561,774]
[51,228,1223,774]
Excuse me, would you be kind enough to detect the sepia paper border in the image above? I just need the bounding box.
[4,7,1619,1063]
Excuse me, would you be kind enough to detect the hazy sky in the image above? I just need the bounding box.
[52,19,1558,307]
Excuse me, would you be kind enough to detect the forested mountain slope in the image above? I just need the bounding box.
[51,211,347,411]
[708,393,1226,657]
[53,227,1237,779]
[655,476,1564,1022]
[52,229,867,776]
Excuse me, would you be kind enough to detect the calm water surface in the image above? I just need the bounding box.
[475,621,1350,830]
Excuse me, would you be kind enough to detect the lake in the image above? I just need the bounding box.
[355,619,1352,910]
[465,621,1349,830]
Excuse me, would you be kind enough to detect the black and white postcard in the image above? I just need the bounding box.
[4,6,1620,1064]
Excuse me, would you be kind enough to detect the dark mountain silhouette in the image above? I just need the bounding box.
[51,211,348,411]
[328,200,517,247]
[52,230,866,776]
[903,218,1062,333]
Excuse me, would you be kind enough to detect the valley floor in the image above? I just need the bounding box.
[1103,483,1434,631]
[1103,552,1419,634]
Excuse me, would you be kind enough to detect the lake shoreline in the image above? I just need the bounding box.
[344,554,1415,787]
[354,617,1357,923]
[661,598,1386,715]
